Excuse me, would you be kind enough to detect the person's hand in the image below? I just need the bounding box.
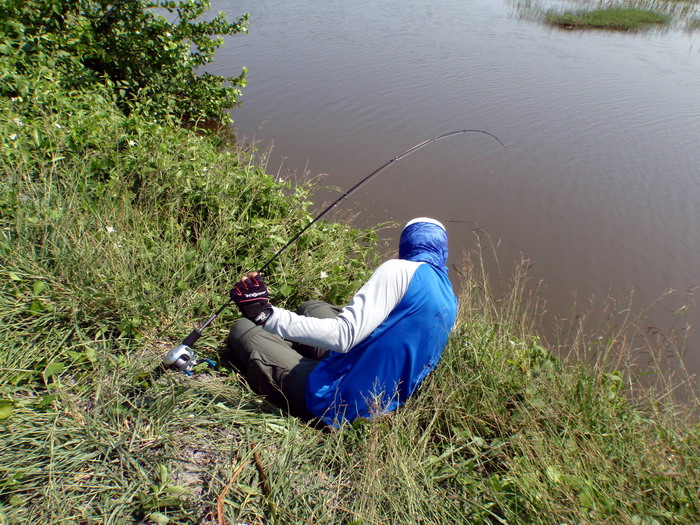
[230,272,273,325]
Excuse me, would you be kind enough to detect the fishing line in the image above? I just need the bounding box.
[163,129,505,372]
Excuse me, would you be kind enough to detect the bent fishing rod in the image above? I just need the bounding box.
[163,129,505,373]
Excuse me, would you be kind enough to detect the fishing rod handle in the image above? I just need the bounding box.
[182,329,202,348]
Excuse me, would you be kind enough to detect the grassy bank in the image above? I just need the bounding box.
[0,67,377,523]
[2,80,699,525]
[546,7,669,30]
[2,142,699,523]
[2,2,699,524]
[533,0,699,31]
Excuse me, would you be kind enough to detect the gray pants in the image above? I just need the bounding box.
[226,300,341,421]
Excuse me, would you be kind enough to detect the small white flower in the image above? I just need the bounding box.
[9,134,17,140]
[128,140,136,147]
[320,271,329,279]
[202,167,208,172]
[106,226,116,234]
[54,122,62,129]
[13,118,24,127]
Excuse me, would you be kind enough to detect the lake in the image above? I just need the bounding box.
[207,0,700,380]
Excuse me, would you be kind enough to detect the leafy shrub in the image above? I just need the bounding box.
[0,0,248,123]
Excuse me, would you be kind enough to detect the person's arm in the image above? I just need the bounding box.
[264,259,421,353]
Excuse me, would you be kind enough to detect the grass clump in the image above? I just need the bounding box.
[546,7,670,30]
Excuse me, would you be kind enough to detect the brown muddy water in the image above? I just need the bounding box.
[207,0,700,380]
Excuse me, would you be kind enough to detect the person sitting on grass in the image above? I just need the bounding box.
[226,217,458,428]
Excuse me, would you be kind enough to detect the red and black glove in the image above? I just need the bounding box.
[230,274,273,326]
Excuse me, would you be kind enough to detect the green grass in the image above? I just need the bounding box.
[4,213,697,524]
[1,24,699,525]
[546,7,670,30]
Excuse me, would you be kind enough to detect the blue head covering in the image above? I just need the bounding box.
[398,217,449,273]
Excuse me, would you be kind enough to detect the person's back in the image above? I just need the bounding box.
[306,257,457,425]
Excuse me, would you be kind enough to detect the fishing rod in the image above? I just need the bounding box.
[163,129,505,373]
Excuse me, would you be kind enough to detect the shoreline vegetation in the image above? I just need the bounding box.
[1,1,698,524]
[539,0,700,31]
[545,8,670,30]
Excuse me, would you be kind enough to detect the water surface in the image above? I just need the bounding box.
[208,0,700,378]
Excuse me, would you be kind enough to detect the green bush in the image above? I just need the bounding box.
[0,0,248,123]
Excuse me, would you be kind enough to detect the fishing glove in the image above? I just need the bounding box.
[230,275,273,326]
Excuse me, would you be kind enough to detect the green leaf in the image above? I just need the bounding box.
[0,401,14,420]
[84,347,97,363]
[579,486,596,509]
[8,495,26,506]
[8,272,21,281]
[36,394,56,408]
[545,465,561,483]
[29,298,45,312]
[33,280,46,295]
[146,512,169,525]
[164,485,191,494]
[43,362,65,379]
[159,464,169,484]
[561,474,585,489]
[471,436,487,449]
[278,284,293,297]
[529,397,546,408]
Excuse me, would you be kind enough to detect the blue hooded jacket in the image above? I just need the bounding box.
[399,219,450,273]
[304,219,458,426]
